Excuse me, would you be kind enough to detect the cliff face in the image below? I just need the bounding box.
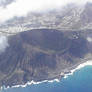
[0,29,92,87]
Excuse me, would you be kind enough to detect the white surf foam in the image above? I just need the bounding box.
[64,60,92,79]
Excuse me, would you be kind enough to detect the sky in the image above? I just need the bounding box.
[0,0,92,23]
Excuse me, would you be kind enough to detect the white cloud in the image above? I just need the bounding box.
[0,0,92,23]
[87,37,92,42]
[0,36,9,53]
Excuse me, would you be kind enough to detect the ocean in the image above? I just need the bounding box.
[1,65,92,92]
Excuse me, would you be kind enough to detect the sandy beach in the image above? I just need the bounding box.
[64,60,92,78]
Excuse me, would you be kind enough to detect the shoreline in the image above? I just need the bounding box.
[63,60,92,78]
[1,60,92,91]
[0,79,60,91]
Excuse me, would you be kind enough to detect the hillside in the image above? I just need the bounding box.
[0,29,92,87]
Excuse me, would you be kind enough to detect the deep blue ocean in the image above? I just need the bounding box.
[1,65,92,92]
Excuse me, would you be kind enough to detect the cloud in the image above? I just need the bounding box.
[0,36,9,53]
[87,37,92,42]
[0,0,15,7]
[0,0,92,23]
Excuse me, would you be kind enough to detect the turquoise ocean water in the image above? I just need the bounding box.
[1,65,92,92]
